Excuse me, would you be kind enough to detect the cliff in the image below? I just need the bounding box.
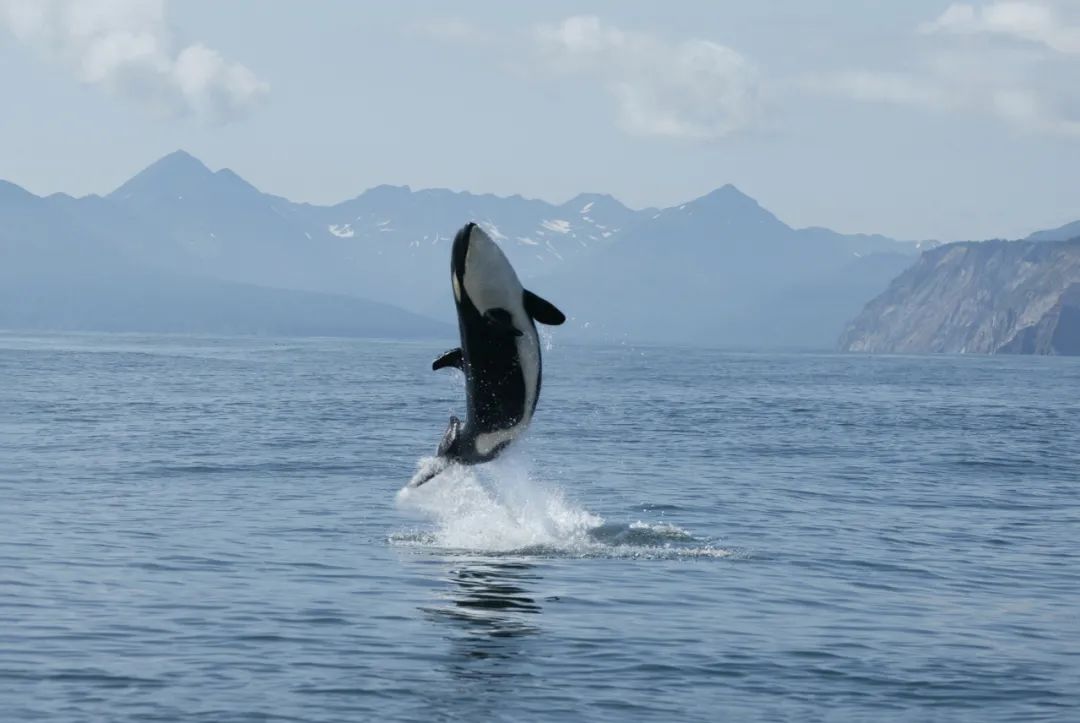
[838,239,1080,355]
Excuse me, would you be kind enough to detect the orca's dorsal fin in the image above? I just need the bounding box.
[483,309,523,336]
[523,290,566,326]
[432,348,463,371]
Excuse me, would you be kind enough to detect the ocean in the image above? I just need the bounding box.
[1,331,1078,722]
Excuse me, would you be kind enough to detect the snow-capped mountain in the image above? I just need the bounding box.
[2,150,936,346]
[319,184,645,273]
[88,151,653,321]
[544,184,927,347]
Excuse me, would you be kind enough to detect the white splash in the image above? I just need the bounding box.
[393,451,731,559]
[396,453,601,552]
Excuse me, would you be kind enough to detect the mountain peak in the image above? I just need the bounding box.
[147,149,211,176]
[565,192,616,204]
[562,192,625,210]
[693,184,757,206]
[362,184,413,197]
[679,184,785,223]
[634,183,793,241]
[109,150,228,200]
[213,167,260,193]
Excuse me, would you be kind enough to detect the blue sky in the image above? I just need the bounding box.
[2,0,1079,240]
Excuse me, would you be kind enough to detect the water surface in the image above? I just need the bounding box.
[2,332,1078,721]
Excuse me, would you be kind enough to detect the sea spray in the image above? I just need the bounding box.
[395,451,730,558]
[396,450,603,552]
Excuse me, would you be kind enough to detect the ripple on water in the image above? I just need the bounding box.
[4,336,1080,723]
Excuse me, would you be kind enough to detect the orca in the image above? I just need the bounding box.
[410,222,565,487]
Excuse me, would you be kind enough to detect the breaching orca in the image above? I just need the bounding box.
[410,222,565,487]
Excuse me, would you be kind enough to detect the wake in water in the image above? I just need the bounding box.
[394,451,730,559]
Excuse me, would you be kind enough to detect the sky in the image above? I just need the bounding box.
[1,0,1079,240]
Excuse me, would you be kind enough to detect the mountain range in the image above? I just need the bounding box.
[5,150,1072,347]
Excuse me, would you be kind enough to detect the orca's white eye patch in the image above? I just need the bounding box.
[452,272,461,302]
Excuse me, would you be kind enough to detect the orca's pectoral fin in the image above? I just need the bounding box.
[483,308,523,336]
[438,416,461,457]
[523,289,566,326]
[408,456,451,488]
[432,347,464,372]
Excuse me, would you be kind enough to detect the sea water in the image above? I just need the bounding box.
[1,332,1078,721]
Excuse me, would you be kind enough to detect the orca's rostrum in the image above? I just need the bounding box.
[410,222,566,487]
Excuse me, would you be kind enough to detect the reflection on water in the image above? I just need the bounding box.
[410,561,551,720]
[423,561,542,639]
[418,561,548,718]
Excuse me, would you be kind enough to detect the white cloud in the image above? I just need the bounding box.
[0,0,268,123]
[812,2,1080,138]
[535,16,761,141]
[921,2,1080,54]
[990,87,1080,136]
